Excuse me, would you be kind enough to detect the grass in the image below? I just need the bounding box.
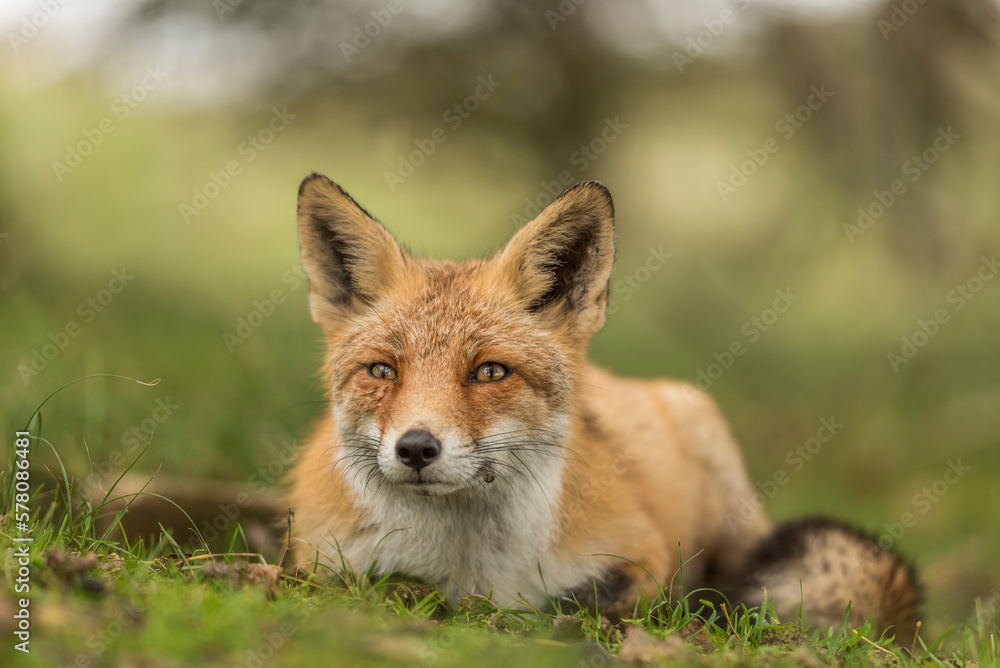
[1,398,998,668]
[3,508,997,668]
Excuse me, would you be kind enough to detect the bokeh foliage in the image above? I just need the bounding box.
[2,0,999,636]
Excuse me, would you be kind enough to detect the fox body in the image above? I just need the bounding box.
[287,174,920,634]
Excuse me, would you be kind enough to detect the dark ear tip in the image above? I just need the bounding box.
[562,180,614,218]
[296,174,384,227]
[298,172,339,199]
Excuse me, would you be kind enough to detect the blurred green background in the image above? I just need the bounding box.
[1,0,998,636]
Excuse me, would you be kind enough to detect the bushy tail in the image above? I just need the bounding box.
[733,517,923,639]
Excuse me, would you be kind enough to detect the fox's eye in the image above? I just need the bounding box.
[473,362,508,383]
[368,363,397,381]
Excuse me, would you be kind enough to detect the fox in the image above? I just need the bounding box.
[286,172,922,636]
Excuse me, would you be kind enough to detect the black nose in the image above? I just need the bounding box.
[395,430,441,472]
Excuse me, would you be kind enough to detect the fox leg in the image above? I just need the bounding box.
[560,564,663,621]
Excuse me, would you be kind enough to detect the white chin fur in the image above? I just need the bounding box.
[315,416,593,608]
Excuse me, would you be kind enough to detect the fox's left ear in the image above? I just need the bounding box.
[493,181,615,338]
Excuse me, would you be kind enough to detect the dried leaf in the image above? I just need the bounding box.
[46,547,99,575]
[198,561,282,598]
[617,626,691,664]
[679,618,715,654]
[551,614,586,642]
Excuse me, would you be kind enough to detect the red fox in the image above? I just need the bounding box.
[287,173,921,635]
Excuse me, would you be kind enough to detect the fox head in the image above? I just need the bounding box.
[296,173,615,499]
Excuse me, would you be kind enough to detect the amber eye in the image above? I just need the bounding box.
[473,362,508,383]
[367,363,397,381]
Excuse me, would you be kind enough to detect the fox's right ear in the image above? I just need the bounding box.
[296,173,408,327]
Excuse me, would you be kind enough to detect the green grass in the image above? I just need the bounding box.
[2,422,998,668]
[3,509,997,668]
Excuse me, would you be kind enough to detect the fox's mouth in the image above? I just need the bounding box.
[402,478,463,496]
[396,460,496,493]
[394,465,496,496]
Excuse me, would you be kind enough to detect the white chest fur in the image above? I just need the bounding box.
[315,458,595,608]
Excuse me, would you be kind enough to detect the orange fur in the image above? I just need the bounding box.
[285,173,920,633]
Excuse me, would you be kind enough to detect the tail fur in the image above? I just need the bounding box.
[733,517,923,639]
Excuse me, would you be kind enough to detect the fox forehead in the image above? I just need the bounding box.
[324,258,577,429]
[298,174,616,432]
[336,259,558,364]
